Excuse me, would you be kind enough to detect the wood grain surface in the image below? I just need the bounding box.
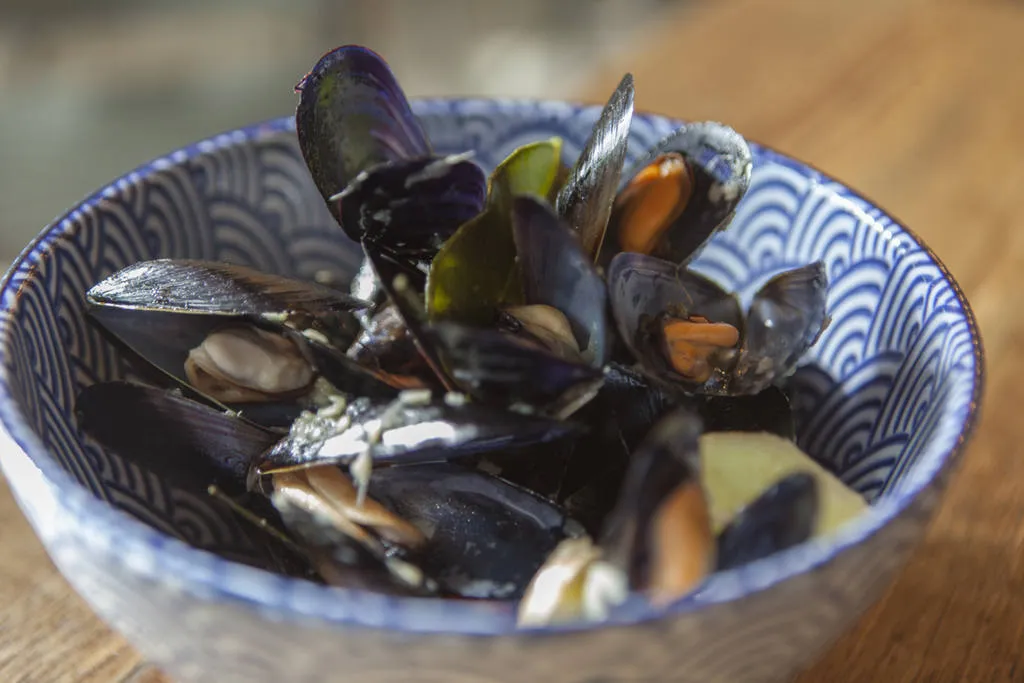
[0,0,1018,681]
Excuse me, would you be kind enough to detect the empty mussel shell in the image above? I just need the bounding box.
[86,259,368,318]
[76,380,278,497]
[295,45,432,229]
[332,153,487,261]
[730,262,829,394]
[555,73,635,260]
[76,380,334,580]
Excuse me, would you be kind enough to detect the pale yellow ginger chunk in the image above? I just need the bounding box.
[699,431,868,538]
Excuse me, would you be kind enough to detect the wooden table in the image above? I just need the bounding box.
[0,0,1020,681]
[582,0,1024,681]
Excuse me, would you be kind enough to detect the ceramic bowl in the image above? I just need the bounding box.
[0,99,983,683]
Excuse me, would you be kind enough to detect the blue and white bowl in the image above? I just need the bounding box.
[0,100,983,683]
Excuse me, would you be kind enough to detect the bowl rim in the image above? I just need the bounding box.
[0,99,985,637]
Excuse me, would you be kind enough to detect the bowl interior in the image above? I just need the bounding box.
[0,100,979,631]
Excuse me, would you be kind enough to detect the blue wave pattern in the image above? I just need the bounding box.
[681,158,974,502]
[0,101,979,683]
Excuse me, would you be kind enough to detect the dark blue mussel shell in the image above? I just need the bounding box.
[296,45,486,260]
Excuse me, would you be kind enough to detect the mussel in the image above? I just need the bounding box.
[84,259,400,427]
[518,407,716,626]
[257,388,583,478]
[78,380,572,598]
[608,253,829,396]
[77,381,430,592]
[296,45,486,263]
[72,43,869,626]
[422,195,610,418]
[517,410,854,627]
[601,122,752,268]
[367,462,572,599]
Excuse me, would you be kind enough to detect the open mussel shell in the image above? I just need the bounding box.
[715,471,818,571]
[78,381,434,593]
[603,121,752,267]
[607,252,743,391]
[258,393,583,475]
[87,307,323,428]
[295,45,432,229]
[426,321,604,415]
[730,262,829,394]
[555,73,635,260]
[333,153,487,261]
[85,259,398,418]
[76,380,278,497]
[367,462,570,599]
[598,407,714,602]
[518,406,714,625]
[511,195,609,367]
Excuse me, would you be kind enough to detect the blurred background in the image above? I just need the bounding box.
[0,0,689,266]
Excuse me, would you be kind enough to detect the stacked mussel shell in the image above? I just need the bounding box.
[75,45,867,625]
